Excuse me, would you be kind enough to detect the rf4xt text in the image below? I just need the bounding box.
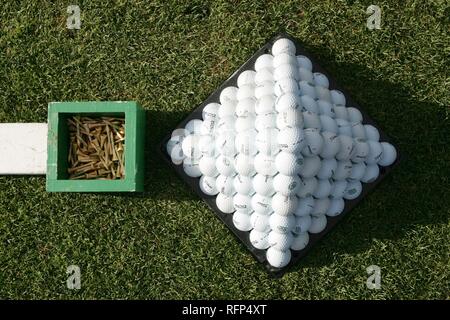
[227,304,267,315]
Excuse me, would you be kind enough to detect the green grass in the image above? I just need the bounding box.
[0,0,449,299]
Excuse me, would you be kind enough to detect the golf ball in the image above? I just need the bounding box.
[273,52,297,69]
[250,212,271,233]
[343,179,362,200]
[320,131,340,159]
[233,193,253,213]
[290,232,309,251]
[299,156,321,178]
[273,174,301,196]
[361,164,380,183]
[275,151,304,176]
[378,142,397,166]
[216,192,235,214]
[295,196,315,216]
[237,70,256,87]
[255,95,276,114]
[215,174,236,196]
[254,54,274,72]
[274,78,299,96]
[333,160,353,180]
[300,95,319,113]
[303,111,322,130]
[252,174,275,197]
[364,124,380,142]
[275,93,300,112]
[199,175,219,196]
[326,198,345,217]
[182,134,201,159]
[185,119,203,134]
[256,128,280,156]
[298,68,314,84]
[313,180,332,199]
[272,38,296,56]
[202,102,220,120]
[330,90,346,105]
[254,153,277,176]
[274,63,300,82]
[269,213,295,234]
[298,80,317,99]
[233,174,255,195]
[255,68,274,85]
[251,193,273,214]
[216,155,236,177]
[266,247,291,268]
[232,211,253,231]
[308,215,327,234]
[234,154,256,176]
[296,55,312,71]
[301,128,323,157]
[329,179,348,199]
[276,109,303,129]
[220,86,238,104]
[183,157,202,178]
[278,126,305,153]
[249,230,270,249]
[313,72,329,88]
[216,132,236,156]
[254,81,275,100]
[293,215,312,234]
[268,231,294,251]
[296,176,318,198]
[271,193,298,216]
[317,158,338,179]
[199,156,219,177]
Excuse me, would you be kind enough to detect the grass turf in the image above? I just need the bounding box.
[0,0,449,299]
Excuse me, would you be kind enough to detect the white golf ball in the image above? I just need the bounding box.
[320,115,338,133]
[183,157,201,178]
[235,115,255,133]
[315,86,332,102]
[326,198,345,217]
[347,107,363,123]
[199,156,219,177]
[329,179,348,199]
[275,151,304,176]
[171,127,190,140]
[266,247,291,268]
[199,175,219,196]
[216,116,236,134]
[274,63,300,82]
[278,126,305,153]
[296,55,312,71]
[320,131,340,159]
[291,232,309,251]
[298,68,314,84]
[215,174,236,196]
[276,109,303,129]
[255,95,276,114]
[333,105,348,120]
[333,160,353,180]
[255,81,275,99]
[233,174,254,195]
[335,135,354,161]
[313,180,332,199]
[303,111,322,130]
[251,193,272,214]
[218,101,236,119]
[234,154,256,176]
[299,156,321,178]
[361,164,380,183]
[300,95,319,113]
[312,198,330,217]
[295,196,315,216]
[308,215,327,234]
[272,38,296,56]
[166,138,181,158]
[301,128,323,157]
[364,124,380,142]
[330,90,346,105]
[249,230,270,249]
[349,162,366,180]
[233,193,253,213]
[237,70,256,87]
[336,118,352,136]
[216,192,235,214]
[202,102,220,120]
[351,138,369,163]
[185,119,203,134]
[232,211,252,231]
[169,142,185,165]
[255,68,274,85]
[182,134,201,159]
[216,132,236,156]
[235,98,256,117]
[255,112,277,131]
[256,128,280,156]
[365,141,383,164]
[378,142,397,166]
[296,176,318,198]
[275,93,301,112]
[220,86,238,104]
[254,54,274,72]
[317,158,337,179]
[293,215,312,234]
[234,129,257,156]
[268,231,294,251]
[254,153,277,176]
[269,213,295,234]
[344,179,363,200]
[200,117,217,136]
[273,52,297,68]
[252,174,275,197]
[351,122,366,139]
[273,174,301,196]
[313,72,329,88]
[298,80,316,99]
[274,78,299,96]
[216,155,236,177]
[236,85,255,101]
[250,212,271,233]
[271,193,298,216]
[318,100,336,118]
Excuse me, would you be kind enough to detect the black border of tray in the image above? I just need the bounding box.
[157,32,401,277]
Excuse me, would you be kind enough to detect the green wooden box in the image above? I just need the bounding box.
[46,101,145,192]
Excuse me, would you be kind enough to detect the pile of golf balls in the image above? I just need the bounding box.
[167,38,397,269]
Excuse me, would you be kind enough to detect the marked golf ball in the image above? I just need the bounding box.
[333,105,348,120]
[293,215,312,234]
[216,155,236,177]
[269,213,295,234]
[255,68,274,85]
[216,192,235,214]
[278,126,305,153]
[215,174,236,196]
[335,135,354,161]
[275,151,304,176]
[329,179,348,199]
[169,142,185,165]
[303,111,321,130]
[237,85,255,101]
[234,154,256,176]
[320,131,340,159]
[326,198,345,217]
[235,98,256,117]
[313,179,332,199]
[251,193,272,214]
[365,141,383,164]
[185,119,203,134]
[299,156,321,178]
[200,117,217,136]
[237,70,256,87]
[378,142,397,166]
[351,122,366,139]
[347,107,363,123]
[349,162,366,181]
[268,231,294,251]
[361,164,380,183]
[255,112,277,131]
[276,109,303,129]
[183,157,201,178]
[254,54,274,72]
[274,63,300,81]
[291,232,309,251]
[344,179,362,200]
[301,129,323,157]
[313,72,329,88]
[317,158,337,179]
[250,212,271,233]
[166,138,181,158]
[318,101,336,118]
[233,175,254,195]
[216,132,236,156]
[272,38,296,56]
[364,124,380,142]
[249,230,270,249]
[315,86,332,102]
[233,193,253,213]
[216,116,236,134]
[333,160,353,180]
[202,103,220,120]
[273,52,297,69]
[330,90,346,105]
[252,174,275,197]
[266,247,291,268]
[235,129,257,155]
[300,95,319,113]
[271,193,298,216]
[235,115,255,133]
[199,176,219,196]
[182,134,201,159]
[336,119,352,137]
[220,86,238,104]
[255,81,275,99]
[298,68,314,83]
[299,81,316,99]
[273,174,301,196]
[233,211,253,231]
[296,176,318,198]
[275,92,300,112]
[295,196,315,216]
[320,115,338,133]
[254,153,277,176]
[274,78,299,96]
[256,128,280,156]
[296,55,312,71]
[255,95,276,114]
[199,156,218,177]
[308,215,327,234]
[351,138,369,163]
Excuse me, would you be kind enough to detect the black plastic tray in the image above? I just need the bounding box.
[157,32,400,277]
